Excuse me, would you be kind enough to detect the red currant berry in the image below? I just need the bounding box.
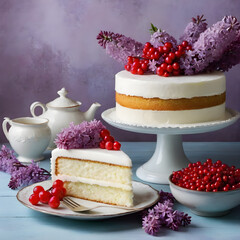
[100,129,110,138]
[132,61,141,69]
[33,186,44,195]
[99,140,106,149]
[29,194,39,205]
[124,64,131,71]
[166,65,173,73]
[137,68,144,75]
[127,56,133,64]
[160,63,168,71]
[163,46,171,53]
[52,179,64,189]
[105,141,113,150]
[148,47,155,54]
[172,62,180,70]
[164,42,173,49]
[175,51,182,58]
[163,71,170,77]
[182,41,189,48]
[178,45,184,52]
[39,191,52,204]
[156,67,164,76]
[168,52,175,60]
[131,68,137,74]
[113,141,121,150]
[154,51,160,60]
[165,57,173,64]
[48,196,60,209]
[51,187,64,200]
[186,46,192,51]
[141,63,148,71]
[158,46,164,54]
[145,42,151,49]
[104,135,114,142]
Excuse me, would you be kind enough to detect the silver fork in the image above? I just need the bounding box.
[62,197,144,212]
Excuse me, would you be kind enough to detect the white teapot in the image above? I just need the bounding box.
[30,88,101,149]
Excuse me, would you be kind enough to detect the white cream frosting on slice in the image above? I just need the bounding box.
[116,103,226,125]
[51,148,132,191]
[115,70,226,99]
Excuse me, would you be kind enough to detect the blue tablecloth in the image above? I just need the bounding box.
[0,142,240,240]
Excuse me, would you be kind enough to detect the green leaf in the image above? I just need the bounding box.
[149,23,159,34]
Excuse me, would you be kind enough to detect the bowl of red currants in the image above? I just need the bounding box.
[169,159,240,217]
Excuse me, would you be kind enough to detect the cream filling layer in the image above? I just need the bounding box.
[52,174,132,191]
[115,70,226,99]
[116,103,226,125]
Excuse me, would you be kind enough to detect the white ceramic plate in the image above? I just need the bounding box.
[17,180,159,220]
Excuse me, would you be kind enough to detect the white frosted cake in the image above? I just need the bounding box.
[115,70,226,125]
[51,148,133,207]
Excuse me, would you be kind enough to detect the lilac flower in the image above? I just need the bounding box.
[150,29,177,49]
[97,31,123,49]
[181,16,240,75]
[142,190,191,236]
[148,60,157,72]
[97,31,144,64]
[180,15,208,45]
[207,33,240,72]
[55,120,105,150]
[142,214,161,235]
[0,145,50,189]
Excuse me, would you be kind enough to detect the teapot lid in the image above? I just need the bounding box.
[47,88,81,108]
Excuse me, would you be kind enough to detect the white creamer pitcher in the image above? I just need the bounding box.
[2,117,51,163]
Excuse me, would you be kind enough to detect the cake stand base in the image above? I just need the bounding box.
[136,134,189,184]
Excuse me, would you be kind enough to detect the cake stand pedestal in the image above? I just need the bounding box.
[102,108,240,184]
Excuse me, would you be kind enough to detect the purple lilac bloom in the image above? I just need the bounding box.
[0,145,50,189]
[97,31,144,64]
[207,32,240,72]
[150,29,177,49]
[142,190,191,236]
[180,15,208,46]
[181,16,240,75]
[55,120,106,150]
[148,60,157,72]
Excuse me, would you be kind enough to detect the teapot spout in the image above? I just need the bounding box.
[84,102,101,121]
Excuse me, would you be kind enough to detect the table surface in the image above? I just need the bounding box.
[0,142,240,240]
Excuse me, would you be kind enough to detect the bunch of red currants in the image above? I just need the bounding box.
[99,129,121,150]
[171,159,240,192]
[125,40,192,77]
[29,180,66,208]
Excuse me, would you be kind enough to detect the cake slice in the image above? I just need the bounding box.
[51,147,133,207]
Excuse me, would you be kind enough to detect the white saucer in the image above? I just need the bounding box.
[17,180,159,220]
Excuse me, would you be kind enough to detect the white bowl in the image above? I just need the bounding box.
[169,175,240,217]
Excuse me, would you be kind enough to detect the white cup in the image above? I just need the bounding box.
[2,117,51,163]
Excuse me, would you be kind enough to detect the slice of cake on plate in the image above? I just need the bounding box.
[51,120,133,207]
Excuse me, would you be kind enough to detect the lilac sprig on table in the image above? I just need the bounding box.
[55,120,106,150]
[97,31,144,64]
[179,15,208,46]
[0,145,50,189]
[181,16,240,75]
[142,190,191,236]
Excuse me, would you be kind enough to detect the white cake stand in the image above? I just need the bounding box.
[102,108,240,184]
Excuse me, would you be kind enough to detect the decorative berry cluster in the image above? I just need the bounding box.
[124,41,192,77]
[29,180,66,208]
[171,159,240,192]
[99,129,121,150]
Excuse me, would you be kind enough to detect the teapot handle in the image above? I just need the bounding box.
[2,117,11,141]
[30,102,47,117]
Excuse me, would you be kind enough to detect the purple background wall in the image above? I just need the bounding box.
[0,0,240,143]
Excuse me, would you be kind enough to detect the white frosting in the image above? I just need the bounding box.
[115,70,226,99]
[116,103,226,125]
[51,148,132,167]
[51,148,132,191]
